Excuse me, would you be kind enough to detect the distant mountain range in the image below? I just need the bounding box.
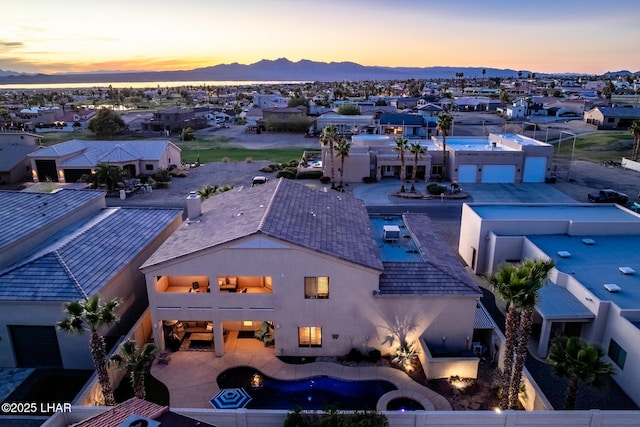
[0,58,635,85]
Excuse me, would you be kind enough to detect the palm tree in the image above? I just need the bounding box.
[482,69,487,89]
[548,336,614,409]
[91,163,128,191]
[394,137,409,193]
[629,119,640,161]
[436,113,453,180]
[408,141,425,192]
[334,136,351,188]
[320,124,339,189]
[58,295,120,406]
[487,263,529,409]
[110,340,158,400]
[197,184,218,200]
[508,259,554,409]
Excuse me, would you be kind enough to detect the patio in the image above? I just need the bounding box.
[150,331,451,410]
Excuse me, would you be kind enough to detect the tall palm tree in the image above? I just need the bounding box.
[436,113,453,180]
[629,119,640,161]
[110,340,158,400]
[508,259,554,409]
[320,124,339,189]
[487,263,529,409]
[408,141,425,192]
[394,137,409,193]
[58,295,120,406]
[482,69,487,89]
[548,336,614,409]
[334,136,351,188]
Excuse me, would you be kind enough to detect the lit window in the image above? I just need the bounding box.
[304,277,329,299]
[298,327,322,347]
[608,339,627,369]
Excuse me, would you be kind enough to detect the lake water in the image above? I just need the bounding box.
[0,80,309,90]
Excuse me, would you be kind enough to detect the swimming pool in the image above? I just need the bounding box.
[217,367,397,410]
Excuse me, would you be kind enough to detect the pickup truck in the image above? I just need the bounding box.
[587,189,628,204]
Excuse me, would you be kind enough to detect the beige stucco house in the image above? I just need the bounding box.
[0,189,182,369]
[141,179,482,376]
[459,203,640,406]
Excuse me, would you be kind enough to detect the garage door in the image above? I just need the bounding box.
[523,157,547,183]
[481,165,516,183]
[64,168,91,183]
[9,325,63,367]
[457,165,478,183]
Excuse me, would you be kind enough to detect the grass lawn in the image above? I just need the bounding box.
[555,131,634,162]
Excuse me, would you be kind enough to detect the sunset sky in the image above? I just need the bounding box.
[2,0,639,75]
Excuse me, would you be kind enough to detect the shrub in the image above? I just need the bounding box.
[259,165,274,173]
[296,169,323,180]
[367,349,382,363]
[245,157,253,163]
[276,167,297,179]
[153,181,170,189]
[346,348,364,363]
[221,157,230,163]
[268,163,281,171]
[153,169,171,183]
[362,176,376,183]
[319,176,331,184]
[427,183,447,195]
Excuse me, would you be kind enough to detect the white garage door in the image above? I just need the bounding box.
[481,165,516,183]
[523,157,547,183]
[457,165,478,183]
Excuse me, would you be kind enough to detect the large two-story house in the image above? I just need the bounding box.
[141,179,482,373]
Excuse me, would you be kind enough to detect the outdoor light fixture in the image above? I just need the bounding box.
[250,373,263,389]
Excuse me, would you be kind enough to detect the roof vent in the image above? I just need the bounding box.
[582,238,595,245]
[557,251,571,258]
[604,283,621,293]
[619,267,635,275]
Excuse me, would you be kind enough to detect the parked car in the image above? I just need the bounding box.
[251,176,269,187]
[587,189,628,204]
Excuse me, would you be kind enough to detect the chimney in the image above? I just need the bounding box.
[186,191,202,219]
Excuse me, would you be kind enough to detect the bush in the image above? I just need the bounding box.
[346,348,364,363]
[153,169,171,183]
[362,176,376,183]
[245,157,253,163]
[276,167,297,179]
[259,165,274,173]
[284,407,388,427]
[296,169,323,180]
[268,163,281,171]
[427,183,447,195]
[319,176,331,184]
[367,349,382,363]
[221,157,230,163]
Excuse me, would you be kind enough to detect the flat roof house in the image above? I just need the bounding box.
[141,179,482,378]
[28,139,181,184]
[459,203,640,406]
[0,189,182,369]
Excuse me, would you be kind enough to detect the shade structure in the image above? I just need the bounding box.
[210,388,252,409]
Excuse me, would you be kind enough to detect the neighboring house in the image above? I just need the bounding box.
[258,106,308,130]
[141,179,482,378]
[321,133,553,183]
[44,397,217,427]
[584,107,640,129]
[0,131,41,184]
[252,93,290,109]
[140,107,207,133]
[0,189,182,369]
[498,99,528,119]
[28,139,182,183]
[315,113,375,135]
[378,113,429,138]
[120,112,153,132]
[459,203,640,406]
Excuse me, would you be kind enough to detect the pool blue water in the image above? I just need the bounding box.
[217,367,397,410]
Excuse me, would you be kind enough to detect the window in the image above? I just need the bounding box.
[298,327,322,347]
[145,164,154,171]
[305,277,329,299]
[608,339,627,369]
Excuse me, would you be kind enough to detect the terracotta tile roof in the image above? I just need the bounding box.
[72,398,167,427]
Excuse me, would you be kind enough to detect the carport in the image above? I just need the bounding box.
[534,284,595,358]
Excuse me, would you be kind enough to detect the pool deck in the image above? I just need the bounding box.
[150,332,451,411]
